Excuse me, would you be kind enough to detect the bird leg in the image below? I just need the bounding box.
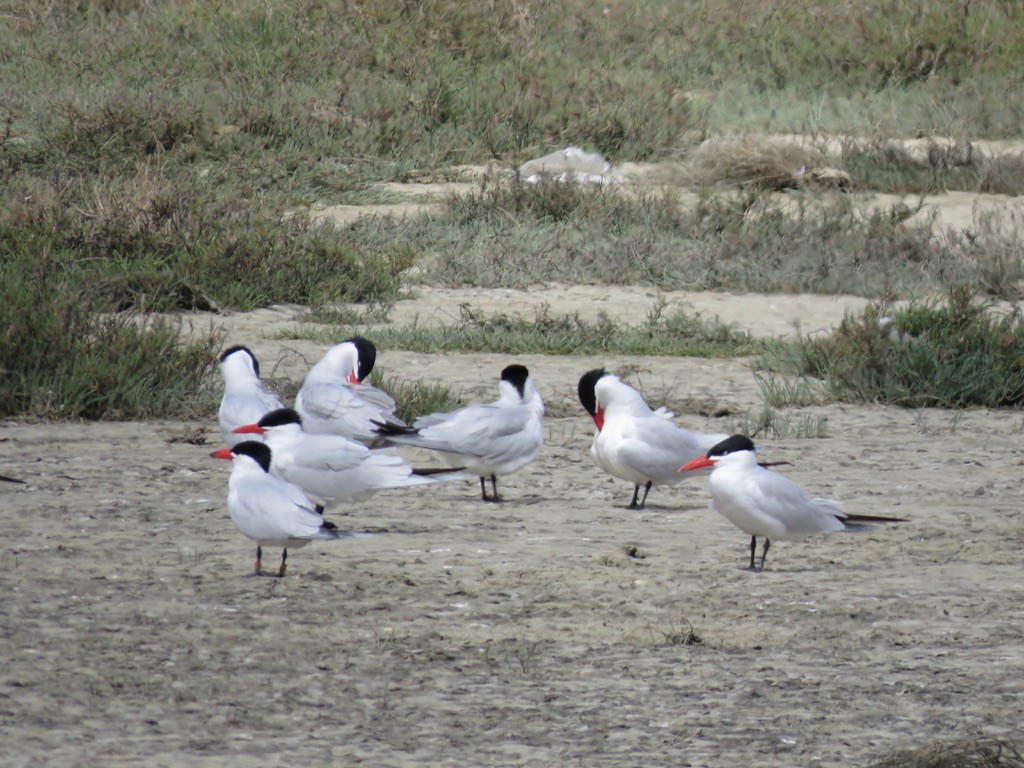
[759,539,770,572]
[278,548,288,578]
[637,481,653,510]
[746,536,758,571]
[627,484,641,509]
[481,474,502,503]
[255,544,263,576]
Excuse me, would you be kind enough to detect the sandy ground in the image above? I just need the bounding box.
[4,284,1024,766]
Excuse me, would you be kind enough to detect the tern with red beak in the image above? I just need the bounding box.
[296,337,406,445]
[233,407,464,509]
[578,368,727,509]
[373,364,544,502]
[211,441,356,577]
[218,345,286,447]
[680,434,903,571]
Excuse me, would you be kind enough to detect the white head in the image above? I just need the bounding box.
[308,337,376,384]
[220,345,261,384]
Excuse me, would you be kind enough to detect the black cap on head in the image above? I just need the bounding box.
[500,364,530,398]
[232,441,272,472]
[258,407,302,429]
[345,336,376,382]
[707,434,756,458]
[221,345,259,376]
[577,368,608,417]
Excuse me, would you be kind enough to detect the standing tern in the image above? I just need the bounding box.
[211,441,358,576]
[233,407,465,509]
[218,345,286,448]
[374,364,544,502]
[680,434,903,571]
[295,337,406,445]
[578,368,728,509]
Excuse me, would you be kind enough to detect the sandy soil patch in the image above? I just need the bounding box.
[4,325,1024,765]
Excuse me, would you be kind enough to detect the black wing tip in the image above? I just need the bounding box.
[844,513,907,525]
[411,466,466,476]
[371,419,417,437]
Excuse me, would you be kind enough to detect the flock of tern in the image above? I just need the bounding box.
[212,338,902,576]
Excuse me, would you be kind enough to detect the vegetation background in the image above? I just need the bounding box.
[2,0,1023,417]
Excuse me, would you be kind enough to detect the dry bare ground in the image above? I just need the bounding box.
[4,150,1024,766]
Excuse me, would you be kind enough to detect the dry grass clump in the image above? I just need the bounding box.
[683,136,851,191]
[867,737,1023,768]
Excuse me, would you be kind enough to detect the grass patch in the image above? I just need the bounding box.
[348,173,1024,299]
[285,301,766,358]
[366,370,461,424]
[0,243,219,419]
[731,405,829,439]
[754,372,832,408]
[3,1,1024,417]
[867,737,1024,768]
[0,180,414,313]
[3,2,1024,311]
[842,140,1024,195]
[785,288,1024,407]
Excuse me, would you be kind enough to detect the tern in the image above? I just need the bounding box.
[296,337,406,445]
[218,345,287,447]
[374,364,544,502]
[578,368,728,509]
[680,434,903,571]
[211,441,358,576]
[233,407,464,509]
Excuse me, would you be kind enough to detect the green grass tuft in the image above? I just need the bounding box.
[366,370,461,424]
[788,288,1024,408]
[0,242,219,419]
[286,301,765,359]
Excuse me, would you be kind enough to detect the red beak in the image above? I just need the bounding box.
[347,373,361,384]
[593,406,605,432]
[679,456,715,473]
[232,423,265,435]
[210,448,234,460]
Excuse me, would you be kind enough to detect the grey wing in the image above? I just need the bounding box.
[353,384,402,420]
[294,434,371,473]
[427,405,539,463]
[743,471,846,535]
[623,419,726,480]
[298,383,352,420]
[236,478,326,540]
